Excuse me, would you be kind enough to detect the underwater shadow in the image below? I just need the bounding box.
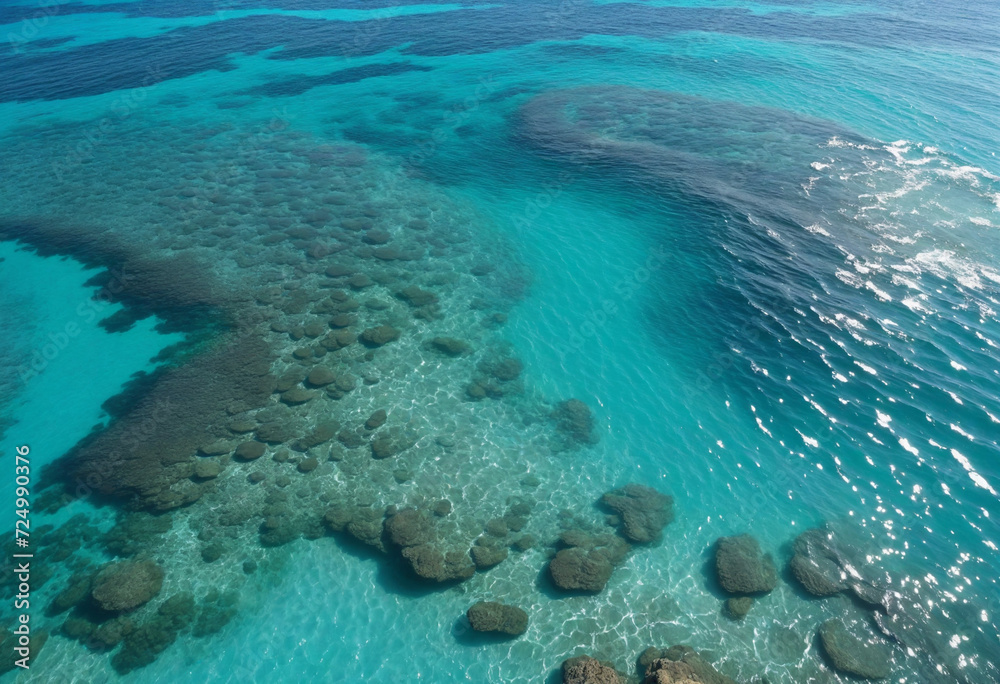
[699,541,729,601]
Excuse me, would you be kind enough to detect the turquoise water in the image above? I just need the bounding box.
[0,241,184,504]
[0,0,998,682]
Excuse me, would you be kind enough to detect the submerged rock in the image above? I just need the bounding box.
[548,532,629,593]
[345,507,387,552]
[306,366,337,387]
[466,601,528,636]
[600,484,673,544]
[0,629,48,675]
[512,534,536,552]
[91,560,165,612]
[48,573,93,616]
[384,509,434,548]
[255,422,293,444]
[396,285,438,307]
[111,620,177,674]
[360,325,401,347]
[348,274,373,289]
[280,388,316,405]
[553,398,598,445]
[725,596,753,620]
[198,440,232,456]
[370,426,418,459]
[562,655,623,684]
[401,544,475,582]
[61,617,95,641]
[487,357,522,381]
[102,513,172,558]
[642,659,701,683]
[470,538,508,569]
[338,427,366,449]
[234,441,267,461]
[549,548,613,593]
[89,616,133,651]
[323,504,355,532]
[790,551,844,597]
[157,592,196,631]
[430,337,471,357]
[365,409,387,430]
[641,645,736,684]
[714,534,778,595]
[325,263,355,278]
[363,229,392,245]
[193,460,222,479]
[320,329,357,351]
[818,619,891,680]
[788,527,890,604]
[294,420,339,451]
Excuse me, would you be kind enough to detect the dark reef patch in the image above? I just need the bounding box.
[0,219,277,513]
[0,218,239,334]
[51,332,274,511]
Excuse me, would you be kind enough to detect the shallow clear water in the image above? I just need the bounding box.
[0,0,998,682]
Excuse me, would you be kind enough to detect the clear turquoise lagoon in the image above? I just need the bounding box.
[0,0,998,682]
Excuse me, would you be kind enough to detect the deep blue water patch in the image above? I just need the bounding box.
[237,62,433,97]
[6,2,992,103]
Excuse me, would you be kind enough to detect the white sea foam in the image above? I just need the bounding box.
[805,223,831,236]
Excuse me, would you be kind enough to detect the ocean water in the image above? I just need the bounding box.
[0,0,998,682]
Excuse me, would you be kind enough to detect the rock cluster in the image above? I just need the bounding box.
[788,527,891,609]
[359,325,400,347]
[327,506,478,583]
